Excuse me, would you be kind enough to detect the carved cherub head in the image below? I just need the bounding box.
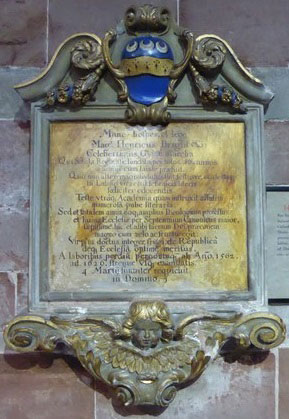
[121,300,174,350]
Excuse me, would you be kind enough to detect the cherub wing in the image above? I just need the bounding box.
[51,316,198,376]
[175,311,244,353]
[192,34,273,105]
[99,340,200,375]
[50,316,121,379]
[175,312,241,339]
[51,315,121,334]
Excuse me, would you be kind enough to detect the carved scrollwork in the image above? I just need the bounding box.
[124,4,171,34]
[231,312,286,350]
[71,39,103,70]
[46,36,106,106]
[169,30,194,80]
[4,301,286,407]
[188,62,246,112]
[126,97,171,126]
[115,385,135,406]
[193,36,227,70]
[3,316,63,353]
[14,4,273,121]
[102,30,124,79]
[156,384,177,407]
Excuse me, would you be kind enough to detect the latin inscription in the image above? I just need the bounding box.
[49,122,247,292]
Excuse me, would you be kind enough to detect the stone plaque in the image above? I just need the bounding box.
[12,4,270,309]
[48,121,247,294]
[267,191,289,298]
[4,5,286,412]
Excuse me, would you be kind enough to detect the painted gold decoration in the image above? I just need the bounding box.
[125,96,171,125]
[194,34,263,85]
[12,4,270,124]
[4,300,286,407]
[124,5,171,34]
[7,3,284,412]
[71,39,103,70]
[46,37,105,106]
[193,36,227,70]
[120,57,174,77]
[48,121,248,292]
[101,27,194,123]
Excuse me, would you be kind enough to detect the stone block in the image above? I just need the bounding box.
[0,273,15,327]
[0,210,29,271]
[0,68,41,120]
[180,0,289,67]
[0,121,30,271]
[94,355,275,418]
[264,121,289,185]
[0,354,95,419]
[253,68,289,121]
[0,121,30,208]
[0,0,47,66]
[279,348,289,419]
[16,272,28,314]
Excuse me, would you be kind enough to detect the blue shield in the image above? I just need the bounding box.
[121,36,174,106]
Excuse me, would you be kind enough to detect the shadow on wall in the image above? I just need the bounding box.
[3,344,270,417]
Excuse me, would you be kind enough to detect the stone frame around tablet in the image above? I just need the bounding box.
[4,5,286,409]
[29,102,265,315]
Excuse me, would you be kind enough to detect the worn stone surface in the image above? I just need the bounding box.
[0,0,47,67]
[0,210,29,271]
[279,348,289,419]
[16,272,28,314]
[48,0,177,58]
[180,0,289,67]
[0,273,15,327]
[0,68,41,120]
[0,121,30,208]
[0,333,6,354]
[254,68,289,121]
[269,306,289,348]
[94,355,275,418]
[264,121,289,185]
[0,354,95,419]
[0,121,30,271]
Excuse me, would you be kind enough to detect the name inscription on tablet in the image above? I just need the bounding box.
[49,122,247,293]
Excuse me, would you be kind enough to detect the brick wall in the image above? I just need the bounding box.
[0,1,289,418]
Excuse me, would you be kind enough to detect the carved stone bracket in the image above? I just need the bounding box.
[4,300,286,407]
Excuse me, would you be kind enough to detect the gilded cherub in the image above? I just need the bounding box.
[4,300,282,406]
[121,300,174,350]
[14,301,245,406]
[52,300,217,381]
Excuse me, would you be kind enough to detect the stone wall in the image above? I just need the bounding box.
[0,1,289,418]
